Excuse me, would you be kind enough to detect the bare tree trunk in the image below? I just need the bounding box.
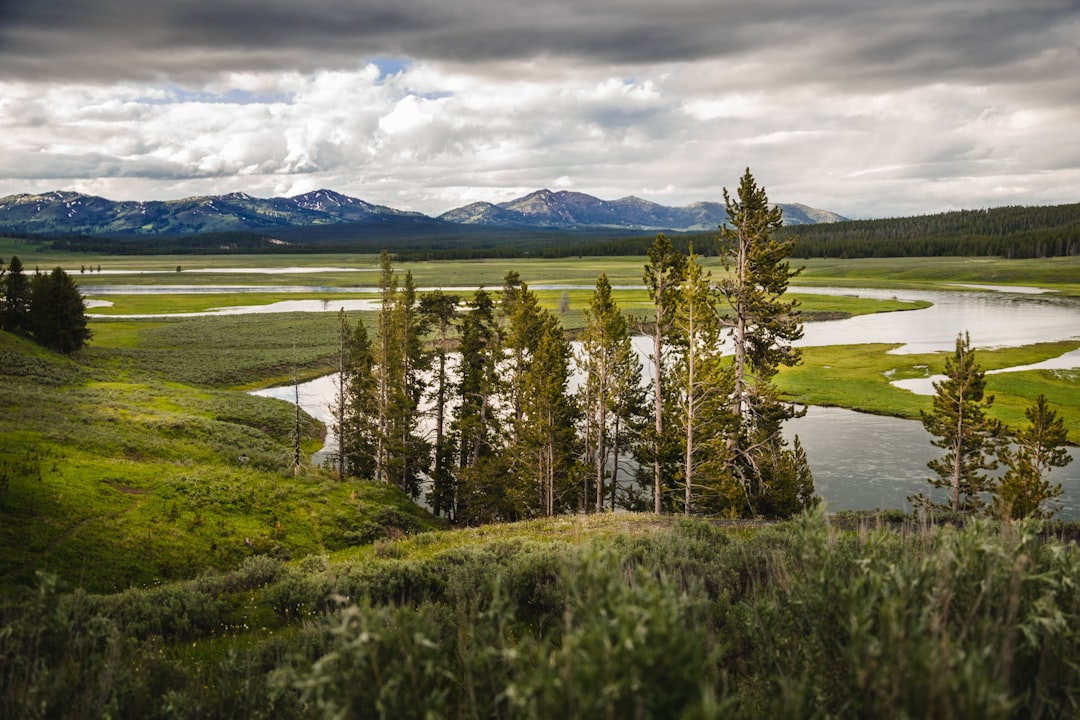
[653,307,664,514]
[610,416,620,512]
[336,314,346,481]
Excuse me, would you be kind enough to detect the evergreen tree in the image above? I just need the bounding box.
[420,290,460,519]
[453,289,504,524]
[579,273,638,513]
[917,332,1002,514]
[672,248,729,515]
[455,289,500,471]
[371,251,430,496]
[28,267,91,354]
[1,255,31,333]
[500,271,544,437]
[642,234,686,513]
[387,270,431,498]
[993,394,1072,519]
[514,312,579,516]
[334,311,378,480]
[373,250,397,485]
[718,169,813,517]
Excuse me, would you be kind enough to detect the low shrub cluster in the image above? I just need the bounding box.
[4,512,1080,718]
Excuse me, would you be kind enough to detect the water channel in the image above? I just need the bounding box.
[87,279,1080,516]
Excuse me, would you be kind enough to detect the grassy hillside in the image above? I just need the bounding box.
[4,511,1080,718]
[0,329,442,593]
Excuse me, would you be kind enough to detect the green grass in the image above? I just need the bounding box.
[796,256,1080,295]
[0,330,442,594]
[777,340,1080,440]
[6,511,1080,718]
[85,292,379,315]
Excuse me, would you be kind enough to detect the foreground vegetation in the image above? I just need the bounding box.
[5,511,1080,718]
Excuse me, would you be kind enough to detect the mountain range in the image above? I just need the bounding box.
[0,188,846,237]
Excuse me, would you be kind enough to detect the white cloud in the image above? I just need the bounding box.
[1,0,1079,221]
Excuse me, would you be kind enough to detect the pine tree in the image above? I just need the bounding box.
[387,270,431,497]
[334,310,378,480]
[718,169,813,517]
[500,271,544,437]
[373,250,397,485]
[1,255,31,333]
[917,332,1002,514]
[455,289,500,471]
[515,312,579,517]
[580,273,637,513]
[28,267,91,354]
[371,251,430,496]
[453,289,505,524]
[672,248,728,515]
[993,394,1072,519]
[642,234,686,513]
[420,290,460,519]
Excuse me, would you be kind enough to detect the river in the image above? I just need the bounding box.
[234,283,1080,516]
[248,284,1079,517]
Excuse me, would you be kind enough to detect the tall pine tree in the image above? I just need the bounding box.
[420,290,460,519]
[580,273,638,513]
[642,234,686,513]
[672,248,728,515]
[334,310,378,480]
[718,169,813,517]
[2,256,31,333]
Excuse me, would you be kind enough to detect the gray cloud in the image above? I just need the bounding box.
[2,0,1076,89]
[1,0,1078,217]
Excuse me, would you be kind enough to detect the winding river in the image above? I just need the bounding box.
[92,279,1079,517]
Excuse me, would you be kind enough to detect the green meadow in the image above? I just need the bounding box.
[4,247,1080,717]
[776,341,1080,440]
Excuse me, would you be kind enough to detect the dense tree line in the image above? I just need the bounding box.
[16,200,1080,260]
[332,171,817,522]
[0,255,90,354]
[780,203,1080,259]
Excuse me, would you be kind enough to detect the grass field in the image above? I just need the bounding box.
[4,246,1080,715]
[4,249,1080,596]
[776,341,1080,440]
[0,330,443,594]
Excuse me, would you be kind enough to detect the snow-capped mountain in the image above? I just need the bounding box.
[0,188,845,236]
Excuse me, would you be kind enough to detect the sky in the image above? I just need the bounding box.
[1,0,1078,219]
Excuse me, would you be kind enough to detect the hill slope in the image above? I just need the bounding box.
[0,328,441,593]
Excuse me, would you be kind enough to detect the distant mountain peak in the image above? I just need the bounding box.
[0,186,846,237]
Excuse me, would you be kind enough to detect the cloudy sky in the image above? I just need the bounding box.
[1,0,1078,218]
